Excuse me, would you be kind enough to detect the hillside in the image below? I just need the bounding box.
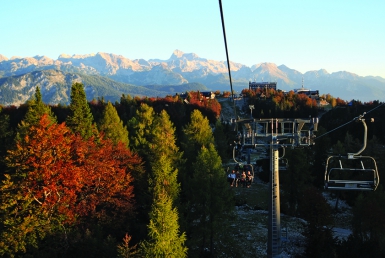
[0,70,209,106]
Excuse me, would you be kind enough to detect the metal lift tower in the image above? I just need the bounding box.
[235,117,318,257]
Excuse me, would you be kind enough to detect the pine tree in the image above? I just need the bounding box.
[98,101,129,147]
[66,82,97,139]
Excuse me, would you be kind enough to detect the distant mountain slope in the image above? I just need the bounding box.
[1,50,385,104]
[0,70,168,106]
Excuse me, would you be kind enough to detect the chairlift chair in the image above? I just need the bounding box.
[324,155,379,191]
[324,114,379,191]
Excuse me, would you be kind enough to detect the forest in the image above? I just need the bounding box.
[1,83,385,257]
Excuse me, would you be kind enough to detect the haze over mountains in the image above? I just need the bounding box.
[1,49,384,106]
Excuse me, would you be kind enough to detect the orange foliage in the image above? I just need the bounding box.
[73,136,140,222]
[8,114,142,225]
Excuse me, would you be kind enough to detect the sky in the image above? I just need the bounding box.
[1,0,384,78]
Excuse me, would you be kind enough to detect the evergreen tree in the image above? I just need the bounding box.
[98,101,129,147]
[66,82,97,139]
[126,103,155,210]
[149,110,183,202]
[0,107,13,172]
[181,109,215,179]
[140,155,187,258]
[127,103,155,155]
[17,86,57,140]
[179,109,219,243]
[213,120,230,162]
[183,109,214,151]
[188,143,234,256]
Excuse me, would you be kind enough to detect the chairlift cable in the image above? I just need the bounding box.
[314,119,355,140]
[218,0,237,124]
[364,101,385,115]
[314,102,385,140]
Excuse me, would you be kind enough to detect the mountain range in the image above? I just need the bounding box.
[1,49,384,106]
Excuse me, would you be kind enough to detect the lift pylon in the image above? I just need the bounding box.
[233,117,318,258]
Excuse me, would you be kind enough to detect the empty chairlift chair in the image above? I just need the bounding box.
[324,114,379,191]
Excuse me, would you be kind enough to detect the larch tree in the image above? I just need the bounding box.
[148,110,183,202]
[188,143,234,256]
[129,105,186,250]
[182,109,214,150]
[180,109,215,180]
[98,101,129,148]
[179,109,218,238]
[140,155,187,258]
[126,103,156,240]
[66,82,98,139]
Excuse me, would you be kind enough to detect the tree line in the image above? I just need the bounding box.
[1,84,385,257]
[0,84,233,257]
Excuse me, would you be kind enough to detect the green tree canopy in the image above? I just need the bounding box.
[187,143,234,256]
[140,155,187,258]
[98,101,129,147]
[66,82,97,139]
[127,103,155,155]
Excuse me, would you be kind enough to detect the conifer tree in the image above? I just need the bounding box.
[183,109,214,150]
[179,109,218,239]
[127,103,155,155]
[66,82,97,139]
[213,119,230,161]
[149,110,183,202]
[98,101,129,147]
[140,155,187,258]
[181,109,215,180]
[188,143,234,256]
[17,86,57,140]
[0,107,12,172]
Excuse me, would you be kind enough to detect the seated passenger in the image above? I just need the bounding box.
[240,171,247,188]
[228,170,237,186]
[235,171,241,187]
[246,171,253,188]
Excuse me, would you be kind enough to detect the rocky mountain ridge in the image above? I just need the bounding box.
[1,50,385,105]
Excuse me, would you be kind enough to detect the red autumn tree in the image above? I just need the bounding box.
[73,135,142,223]
[1,114,81,255]
[0,114,142,256]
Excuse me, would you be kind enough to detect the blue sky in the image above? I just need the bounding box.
[1,0,384,78]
